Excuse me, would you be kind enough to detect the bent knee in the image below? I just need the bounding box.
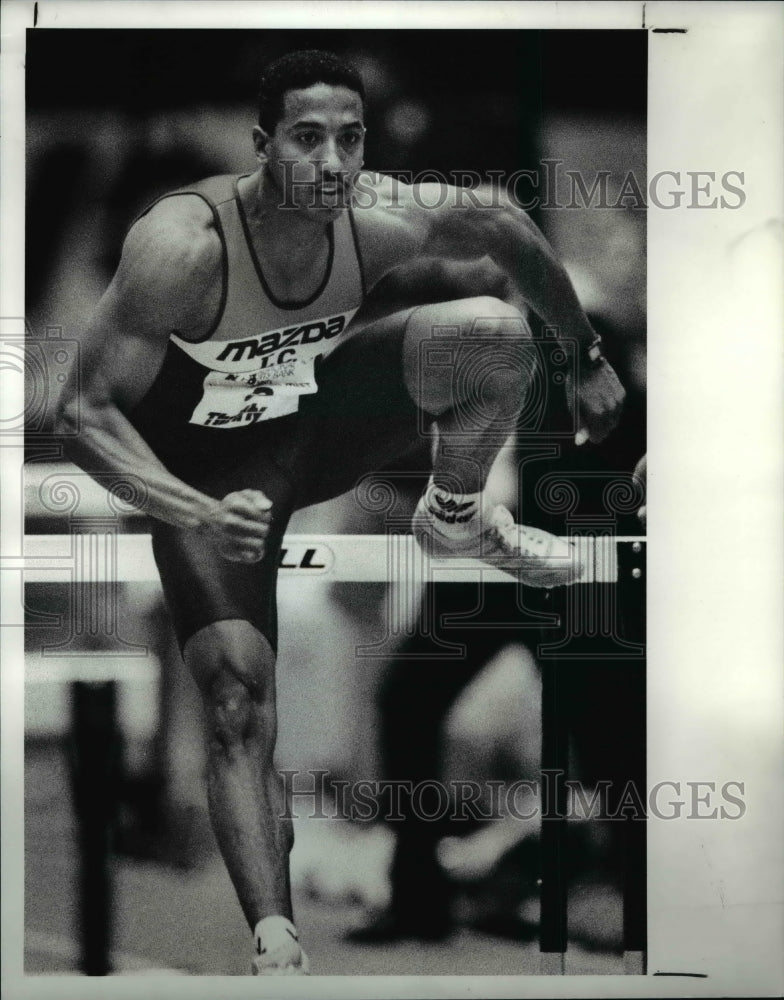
[184,620,277,749]
[470,296,533,355]
[406,295,530,350]
[464,296,531,344]
[403,296,532,411]
[469,295,527,327]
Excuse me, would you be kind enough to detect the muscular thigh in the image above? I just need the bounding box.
[151,451,297,654]
[294,307,436,508]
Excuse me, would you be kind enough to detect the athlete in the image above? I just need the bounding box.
[56,51,625,973]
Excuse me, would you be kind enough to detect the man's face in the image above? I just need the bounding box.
[256,83,365,218]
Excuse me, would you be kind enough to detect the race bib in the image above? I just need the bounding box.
[189,359,318,428]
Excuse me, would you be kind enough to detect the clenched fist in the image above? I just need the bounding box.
[567,358,626,446]
[203,489,273,563]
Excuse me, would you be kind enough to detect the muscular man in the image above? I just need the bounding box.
[56,50,624,973]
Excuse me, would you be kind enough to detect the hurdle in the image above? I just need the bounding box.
[536,536,646,974]
[21,527,646,975]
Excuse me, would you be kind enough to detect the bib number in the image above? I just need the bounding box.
[189,362,318,428]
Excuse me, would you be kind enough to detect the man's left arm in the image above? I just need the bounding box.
[425,187,626,445]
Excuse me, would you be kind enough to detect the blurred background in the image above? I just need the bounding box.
[24,28,646,975]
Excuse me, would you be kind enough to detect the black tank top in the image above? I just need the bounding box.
[128,174,366,468]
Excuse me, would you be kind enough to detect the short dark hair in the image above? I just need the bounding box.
[257,50,366,132]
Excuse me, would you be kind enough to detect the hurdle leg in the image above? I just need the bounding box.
[619,541,647,974]
[539,624,568,975]
[621,651,647,974]
[623,809,647,974]
[68,680,121,975]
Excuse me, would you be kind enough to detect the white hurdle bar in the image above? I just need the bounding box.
[17,533,644,583]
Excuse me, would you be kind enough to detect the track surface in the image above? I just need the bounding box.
[24,744,623,976]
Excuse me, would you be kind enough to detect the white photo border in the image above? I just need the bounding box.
[2,2,782,998]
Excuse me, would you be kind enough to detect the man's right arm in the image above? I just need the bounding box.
[55,203,271,562]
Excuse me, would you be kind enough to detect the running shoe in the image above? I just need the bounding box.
[412,495,584,588]
[251,919,310,976]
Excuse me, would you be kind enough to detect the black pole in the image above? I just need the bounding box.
[538,589,569,973]
[68,680,121,976]
[618,542,647,971]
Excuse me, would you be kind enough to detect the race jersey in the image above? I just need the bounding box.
[129,174,366,454]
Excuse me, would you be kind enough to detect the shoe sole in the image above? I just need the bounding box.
[251,952,310,975]
[415,527,584,588]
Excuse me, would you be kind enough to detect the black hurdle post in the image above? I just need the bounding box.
[538,587,569,975]
[38,470,141,974]
[537,536,647,975]
[618,540,647,974]
[68,680,121,975]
